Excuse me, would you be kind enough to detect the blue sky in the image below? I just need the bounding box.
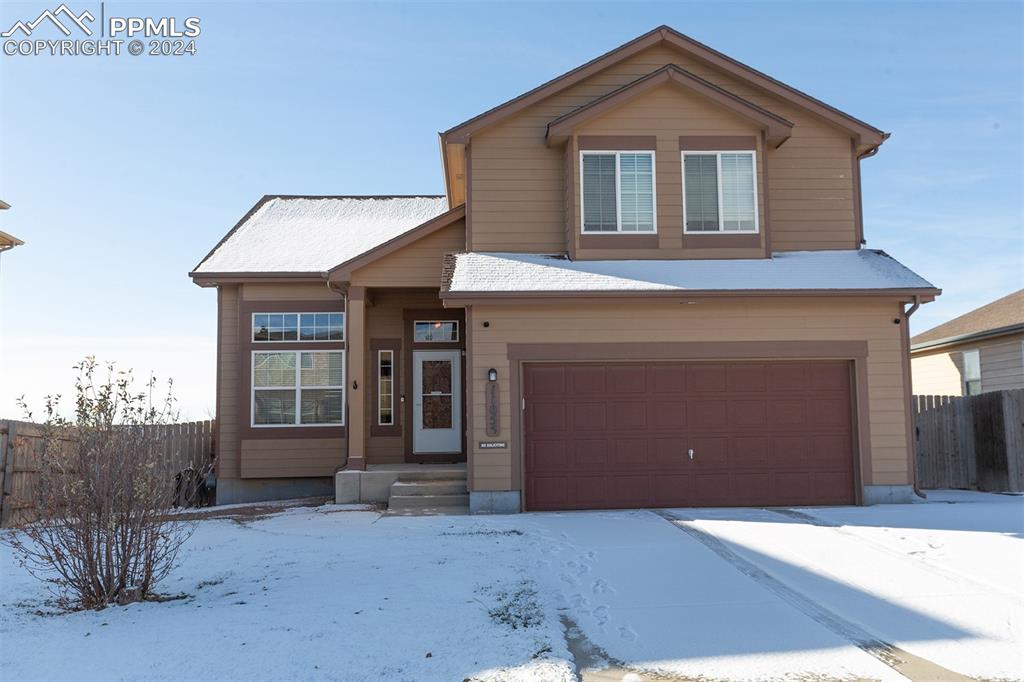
[1,1,1021,418]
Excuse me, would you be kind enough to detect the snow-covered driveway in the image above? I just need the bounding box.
[1,492,1021,681]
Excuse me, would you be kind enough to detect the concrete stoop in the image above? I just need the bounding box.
[387,478,469,515]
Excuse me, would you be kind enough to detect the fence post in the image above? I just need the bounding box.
[1,421,17,528]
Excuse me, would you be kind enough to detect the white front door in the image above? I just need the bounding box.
[412,350,462,454]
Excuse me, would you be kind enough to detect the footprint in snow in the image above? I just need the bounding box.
[593,605,610,626]
[592,578,615,595]
[618,626,637,641]
[569,593,588,607]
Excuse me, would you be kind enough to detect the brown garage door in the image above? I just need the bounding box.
[523,361,855,511]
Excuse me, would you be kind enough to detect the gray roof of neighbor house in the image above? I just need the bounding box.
[441,250,938,298]
[191,195,448,276]
[911,289,1024,351]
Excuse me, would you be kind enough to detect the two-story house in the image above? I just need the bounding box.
[190,26,939,513]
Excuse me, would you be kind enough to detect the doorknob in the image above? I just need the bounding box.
[687,448,694,460]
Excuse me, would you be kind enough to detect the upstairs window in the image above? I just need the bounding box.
[962,349,981,396]
[581,151,656,233]
[253,313,344,342]
[683,151,758,233]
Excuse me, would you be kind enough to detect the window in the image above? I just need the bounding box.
[581,151,656,233]
[378,350,394,426]
[682,151,758,233]
[253,313,344,342]
[414,320,459,342]
[962,349,981,396]
[252,351,344,426]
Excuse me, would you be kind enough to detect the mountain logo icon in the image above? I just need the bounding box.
[2,4,95,38]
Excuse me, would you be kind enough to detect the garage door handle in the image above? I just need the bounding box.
[687,448,694,460]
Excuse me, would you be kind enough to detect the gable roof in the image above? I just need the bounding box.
[546,64,793,147]
[911,289,1024,351]
[443,25,886,149]
[190,195,448,280]
[441,250,937,299]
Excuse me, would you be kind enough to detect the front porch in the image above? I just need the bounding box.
[335,463,468,514]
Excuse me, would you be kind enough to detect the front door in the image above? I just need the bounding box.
[412,350,462,454]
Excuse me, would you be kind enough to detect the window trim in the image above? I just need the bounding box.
[251,311,345,344]
[579,150,658,235]
[681,149,760,235]
[962,348,982,396]
[377,349,394,427]
[250,349,345,428]
[413,320,460,343]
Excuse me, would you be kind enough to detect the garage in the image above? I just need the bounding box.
[523,361,856,511]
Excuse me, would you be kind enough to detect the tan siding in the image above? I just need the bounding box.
[217,285,240,479]
[912,333,1024,396]
[350,220,465,288]
[467,297,909,490]
[240,438,344,478]
[242,283,337,301]
[468,44,858,254]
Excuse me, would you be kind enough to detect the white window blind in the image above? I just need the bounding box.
[582,151,655,233]
[253,351,344,426]
[683,151,758,233]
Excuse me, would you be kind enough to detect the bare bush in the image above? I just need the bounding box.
[4,357,196,610]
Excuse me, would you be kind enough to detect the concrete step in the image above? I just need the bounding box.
[388,493,469,510]
[394,466,466,482]
[391,479,468,496]
[384,505,469,517]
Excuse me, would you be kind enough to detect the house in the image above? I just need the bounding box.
[0,200,23,255]
[911,289,1023,396]
[190,26,940,513]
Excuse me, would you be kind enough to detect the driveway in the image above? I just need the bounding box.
[2,491,1020,681]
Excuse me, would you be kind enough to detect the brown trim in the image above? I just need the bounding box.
[370,338,402,437]
[402,308,467,463]
[442,26,885,146]
[761,130,773,256]
[564,139,577,260]
[465,143,474,252]
[900,305,917,491]
[238,298,347,441]
[327,204,466,282]
[579,233,660,249]
[465,306,476,490]
[439,132,454,209]
[548,66,792,147]
[852,139,864,247]
[442,289,941,304]
[680,233,762,249]
[506,341,871,503]
[191,273,327,287]
[679,135,758,151]
[214,286,229,478]
[577,135,658,151]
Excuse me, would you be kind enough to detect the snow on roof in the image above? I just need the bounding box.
[443,250,937,294]
[193,196,449,274]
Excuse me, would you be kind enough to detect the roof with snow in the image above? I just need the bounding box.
[442,250,937,296]
[192,195,449,275]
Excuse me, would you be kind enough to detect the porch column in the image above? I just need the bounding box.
[346,286,367,470]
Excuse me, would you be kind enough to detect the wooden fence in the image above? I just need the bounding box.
[914,390,1024,492]
[0,419,216,528]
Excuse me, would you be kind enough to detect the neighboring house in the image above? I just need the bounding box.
[911,289,1024,396]
[0,200,23,255]
[191,26,939,512]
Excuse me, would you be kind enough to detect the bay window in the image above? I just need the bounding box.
[252,350,344,426]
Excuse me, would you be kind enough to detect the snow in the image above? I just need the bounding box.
[2,493,1020,681]
[193,196,449,274]
[444,249,937,294]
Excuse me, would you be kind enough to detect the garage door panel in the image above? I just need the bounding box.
[524,361,856,511]
[571,403,607,431]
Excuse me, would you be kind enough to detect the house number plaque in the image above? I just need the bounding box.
[485,381,500,437]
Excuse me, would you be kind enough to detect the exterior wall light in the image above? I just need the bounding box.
[487,368,498,382]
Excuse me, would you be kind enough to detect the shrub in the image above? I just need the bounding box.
[5,357,195,610]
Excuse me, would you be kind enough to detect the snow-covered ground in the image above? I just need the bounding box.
[1,492,1021,681]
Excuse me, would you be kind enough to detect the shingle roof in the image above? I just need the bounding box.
[442,250,937,296]
[191,195,448,275]
[911,289,1024,349]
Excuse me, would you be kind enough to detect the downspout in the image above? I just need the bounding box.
[901,295,924,499]
[327,278,349,468]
